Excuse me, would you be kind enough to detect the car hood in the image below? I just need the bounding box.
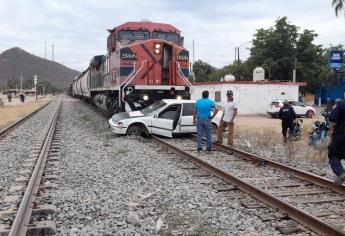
[111,111,144,122]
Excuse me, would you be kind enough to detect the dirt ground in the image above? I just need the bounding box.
[235,111,321,138]
[231,108,330,169]
[0,95,54,130]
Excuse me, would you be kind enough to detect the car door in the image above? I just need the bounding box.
[178,102,196,133]
[151,104,181,137]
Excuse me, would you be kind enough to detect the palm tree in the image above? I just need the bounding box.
[332,0,345,17]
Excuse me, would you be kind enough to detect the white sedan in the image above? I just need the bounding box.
[109,99,222,137]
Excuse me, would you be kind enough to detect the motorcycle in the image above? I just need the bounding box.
[289,118,304,141]
[308,110,331,148]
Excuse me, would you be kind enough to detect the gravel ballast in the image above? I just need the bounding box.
[50,97,298,235]
[0,100,58,202]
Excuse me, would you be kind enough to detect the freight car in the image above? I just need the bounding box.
[71,21,193,113]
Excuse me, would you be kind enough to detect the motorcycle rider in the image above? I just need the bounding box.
[328,100,345,184]
[279,100,296,143]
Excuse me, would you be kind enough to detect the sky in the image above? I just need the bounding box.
[0,0,344,71]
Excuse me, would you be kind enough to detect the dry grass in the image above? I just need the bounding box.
[234,125,328,164]
[0,99,51,130]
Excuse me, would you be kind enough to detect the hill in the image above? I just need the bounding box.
[0,47,80,89]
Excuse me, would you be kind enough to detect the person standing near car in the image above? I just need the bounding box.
[216,90,238,146]
[193,90,219,152]
[328,100,345,184]
[279,100,296,143]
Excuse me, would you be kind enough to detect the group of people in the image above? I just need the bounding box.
[192,91,345,185]
[192,90,237,152]
[6,93,25,103]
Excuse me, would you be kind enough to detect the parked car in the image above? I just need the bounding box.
[267,100,316,118]
[109,99,222,137]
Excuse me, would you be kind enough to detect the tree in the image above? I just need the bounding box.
[248,17,337,92]
[192,60,216,82]
[332,0,345,17]
[251,17,299,81]
[295,30,333,92]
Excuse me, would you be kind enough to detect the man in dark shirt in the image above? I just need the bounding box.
[279,100,297,143]
[328,101,345,184]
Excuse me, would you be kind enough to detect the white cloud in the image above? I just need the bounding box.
[0,0,344,70]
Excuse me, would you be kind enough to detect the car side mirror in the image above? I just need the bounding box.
[154,114,158,118]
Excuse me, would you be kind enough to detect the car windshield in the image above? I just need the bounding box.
[152,31,179,44]
[141,100,167,116]
[119,30,149,41]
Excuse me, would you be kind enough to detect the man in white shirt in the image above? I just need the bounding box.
[216,90,238,145]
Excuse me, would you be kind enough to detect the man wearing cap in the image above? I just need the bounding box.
[217,90,238,146]
[193,90,219,152]
[279,100,296,143]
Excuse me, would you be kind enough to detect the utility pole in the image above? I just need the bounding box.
[52,44,54,61]
[192,39,195,65]
[44,41,47,59]
[34,75,38,101]
[234,41,251,64]
[20,74,23,93]
[293,58,297,83]
[191,40,195,82]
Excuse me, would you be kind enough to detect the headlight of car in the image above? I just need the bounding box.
[118,122,123,128]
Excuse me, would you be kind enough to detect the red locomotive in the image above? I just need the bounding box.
[71,21,192,113]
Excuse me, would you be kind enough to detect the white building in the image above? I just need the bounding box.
[191,81,305,115]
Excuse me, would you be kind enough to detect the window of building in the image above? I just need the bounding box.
[215,91,221,102]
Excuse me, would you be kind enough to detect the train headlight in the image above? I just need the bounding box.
[143,95,149,101]
[154,43,161,54]
[176,95,182,101]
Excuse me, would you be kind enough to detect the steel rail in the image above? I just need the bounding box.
[0,100,52,138]
[9,99,62,236]
[211,141,345,194]
[152,135,345,236]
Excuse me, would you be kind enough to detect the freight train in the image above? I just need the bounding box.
[70,21,193,113]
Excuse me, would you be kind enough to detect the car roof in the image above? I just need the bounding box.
[273,99,294,102]
[162,99,195,104]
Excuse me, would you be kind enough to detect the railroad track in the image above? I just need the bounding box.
[0,100,52,140]
[152,135,345,236]
[0,98,62,235]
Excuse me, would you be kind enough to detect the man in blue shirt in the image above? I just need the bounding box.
[193,90,219,152]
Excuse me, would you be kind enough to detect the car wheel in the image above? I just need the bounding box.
[306,110,314,118]
[126,125,143,136]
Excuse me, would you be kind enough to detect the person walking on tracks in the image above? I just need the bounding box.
[216,90,238,146]
[328,100,345,184]
[193,90,219,152]
[279,100,296,143]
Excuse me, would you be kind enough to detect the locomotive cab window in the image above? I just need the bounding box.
[119,30,149,42]
[152,31,180,44]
